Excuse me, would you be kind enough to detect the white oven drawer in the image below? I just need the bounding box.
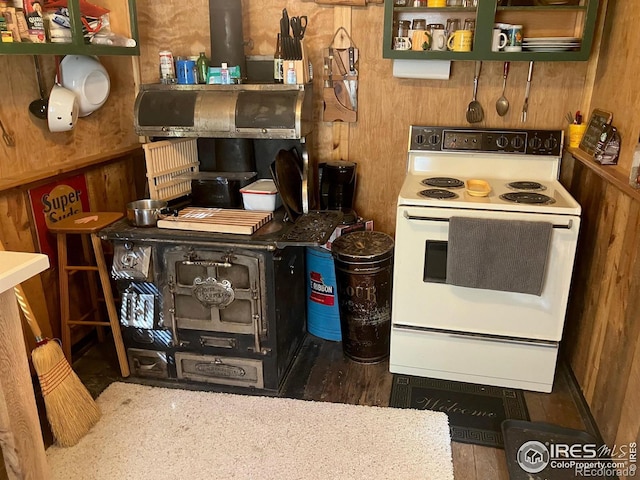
[389,326,558,392]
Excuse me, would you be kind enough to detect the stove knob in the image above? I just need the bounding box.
[545,137,558,150]
[414,134,425,145]
[529,137,543,150]
[496,135,508,149]
[511,136,524,150]
[429,133,440,145]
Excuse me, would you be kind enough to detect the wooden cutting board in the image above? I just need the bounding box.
[157,207,273,235]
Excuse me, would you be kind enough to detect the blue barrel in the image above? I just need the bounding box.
[306,247,342,341]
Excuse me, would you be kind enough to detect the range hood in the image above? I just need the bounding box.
[134,83,313,139]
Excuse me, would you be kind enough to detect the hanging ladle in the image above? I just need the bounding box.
[28,55,48,121]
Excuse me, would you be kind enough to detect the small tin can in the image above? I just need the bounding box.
[176,58,197,85]
[159,50,176,84]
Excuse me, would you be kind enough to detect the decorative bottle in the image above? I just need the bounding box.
[196,52,210,84]
[273,34,283,84]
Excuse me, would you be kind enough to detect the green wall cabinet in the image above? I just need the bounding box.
[383,0,600,62]
[0,0,139,56]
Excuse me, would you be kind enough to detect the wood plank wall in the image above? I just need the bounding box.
[559,0,640,465]
[0,52,143,349]
[560,156,640,460]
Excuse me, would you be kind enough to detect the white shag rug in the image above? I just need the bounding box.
[46,382,454,480]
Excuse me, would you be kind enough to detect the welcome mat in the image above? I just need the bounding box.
[390,375,529,448]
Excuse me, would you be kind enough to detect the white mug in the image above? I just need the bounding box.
[492,28,508,52]
[430,28,447,51]
[394,36,412,50]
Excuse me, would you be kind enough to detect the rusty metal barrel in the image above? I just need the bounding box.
[331,231,394,363]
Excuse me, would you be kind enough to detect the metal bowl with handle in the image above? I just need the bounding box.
[126,199,169,227]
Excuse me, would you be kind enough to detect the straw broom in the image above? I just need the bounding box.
[13,284,101,447]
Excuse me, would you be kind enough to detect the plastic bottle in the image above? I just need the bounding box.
[630,135,640,189]
[273,34,283,84]
[286,61,296,85]
[196,52,210,84]
[220,62,230,85]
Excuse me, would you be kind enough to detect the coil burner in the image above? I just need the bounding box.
[507,181,546,191]
[500,192,556,205]
[419,189,459,200]
[421,177,464,188]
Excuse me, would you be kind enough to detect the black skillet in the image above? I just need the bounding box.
[273,148,303,222]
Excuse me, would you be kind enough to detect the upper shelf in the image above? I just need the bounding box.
[0,0,139,56]
[383,0,600,62]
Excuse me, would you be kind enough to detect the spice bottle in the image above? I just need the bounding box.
[273,34,283,84]
[630,135,640,189]
[286,62,297,85]
[196,52,210,84]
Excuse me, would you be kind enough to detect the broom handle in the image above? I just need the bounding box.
[13,284,44,341]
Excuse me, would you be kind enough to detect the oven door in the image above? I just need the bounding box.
[392,206,580,341]
[163,247,264,337]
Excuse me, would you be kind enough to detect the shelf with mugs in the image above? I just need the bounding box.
[382,0,600,62]
[0,0,139,56]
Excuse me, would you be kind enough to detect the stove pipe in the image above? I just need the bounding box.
[209,0,247,75]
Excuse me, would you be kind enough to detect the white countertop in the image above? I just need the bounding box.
[0,251,49,294]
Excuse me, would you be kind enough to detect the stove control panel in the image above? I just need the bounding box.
[410,126,563,156]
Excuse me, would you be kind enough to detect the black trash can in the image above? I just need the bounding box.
[331,231,394,363]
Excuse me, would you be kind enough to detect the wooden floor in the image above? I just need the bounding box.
[13,334,592,480]
[281,336,590,480]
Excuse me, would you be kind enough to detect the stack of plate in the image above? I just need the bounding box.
[523,37,581,52]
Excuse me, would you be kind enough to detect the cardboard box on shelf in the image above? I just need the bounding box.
[0,5,22,41]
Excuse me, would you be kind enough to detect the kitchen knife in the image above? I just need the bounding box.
[281,9,291,60]
[347,47,357,110]
[348,47,356,75]
[521,61,534,123]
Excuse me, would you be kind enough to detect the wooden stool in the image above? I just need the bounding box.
[48,211,130,377]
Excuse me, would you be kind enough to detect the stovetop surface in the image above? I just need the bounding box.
[398,173,581,215]
[399,126,580,215]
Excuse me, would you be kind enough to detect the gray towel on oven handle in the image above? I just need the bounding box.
[445,217,553,296]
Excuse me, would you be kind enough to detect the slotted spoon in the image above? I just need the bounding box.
[466,61,484,123]
[496,61,510,116]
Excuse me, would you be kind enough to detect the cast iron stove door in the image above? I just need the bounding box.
[164,248,264,341]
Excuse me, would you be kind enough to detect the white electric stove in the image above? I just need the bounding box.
[389,126,581,393]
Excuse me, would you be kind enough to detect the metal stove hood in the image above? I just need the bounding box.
[134,83,313,139]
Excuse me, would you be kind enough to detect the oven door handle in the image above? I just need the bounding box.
[403,211,573,229]
[182,260,232,268]
[393,324,558,348]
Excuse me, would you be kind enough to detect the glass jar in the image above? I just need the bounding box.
[395,20,411,37]
[412,18,426,30]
